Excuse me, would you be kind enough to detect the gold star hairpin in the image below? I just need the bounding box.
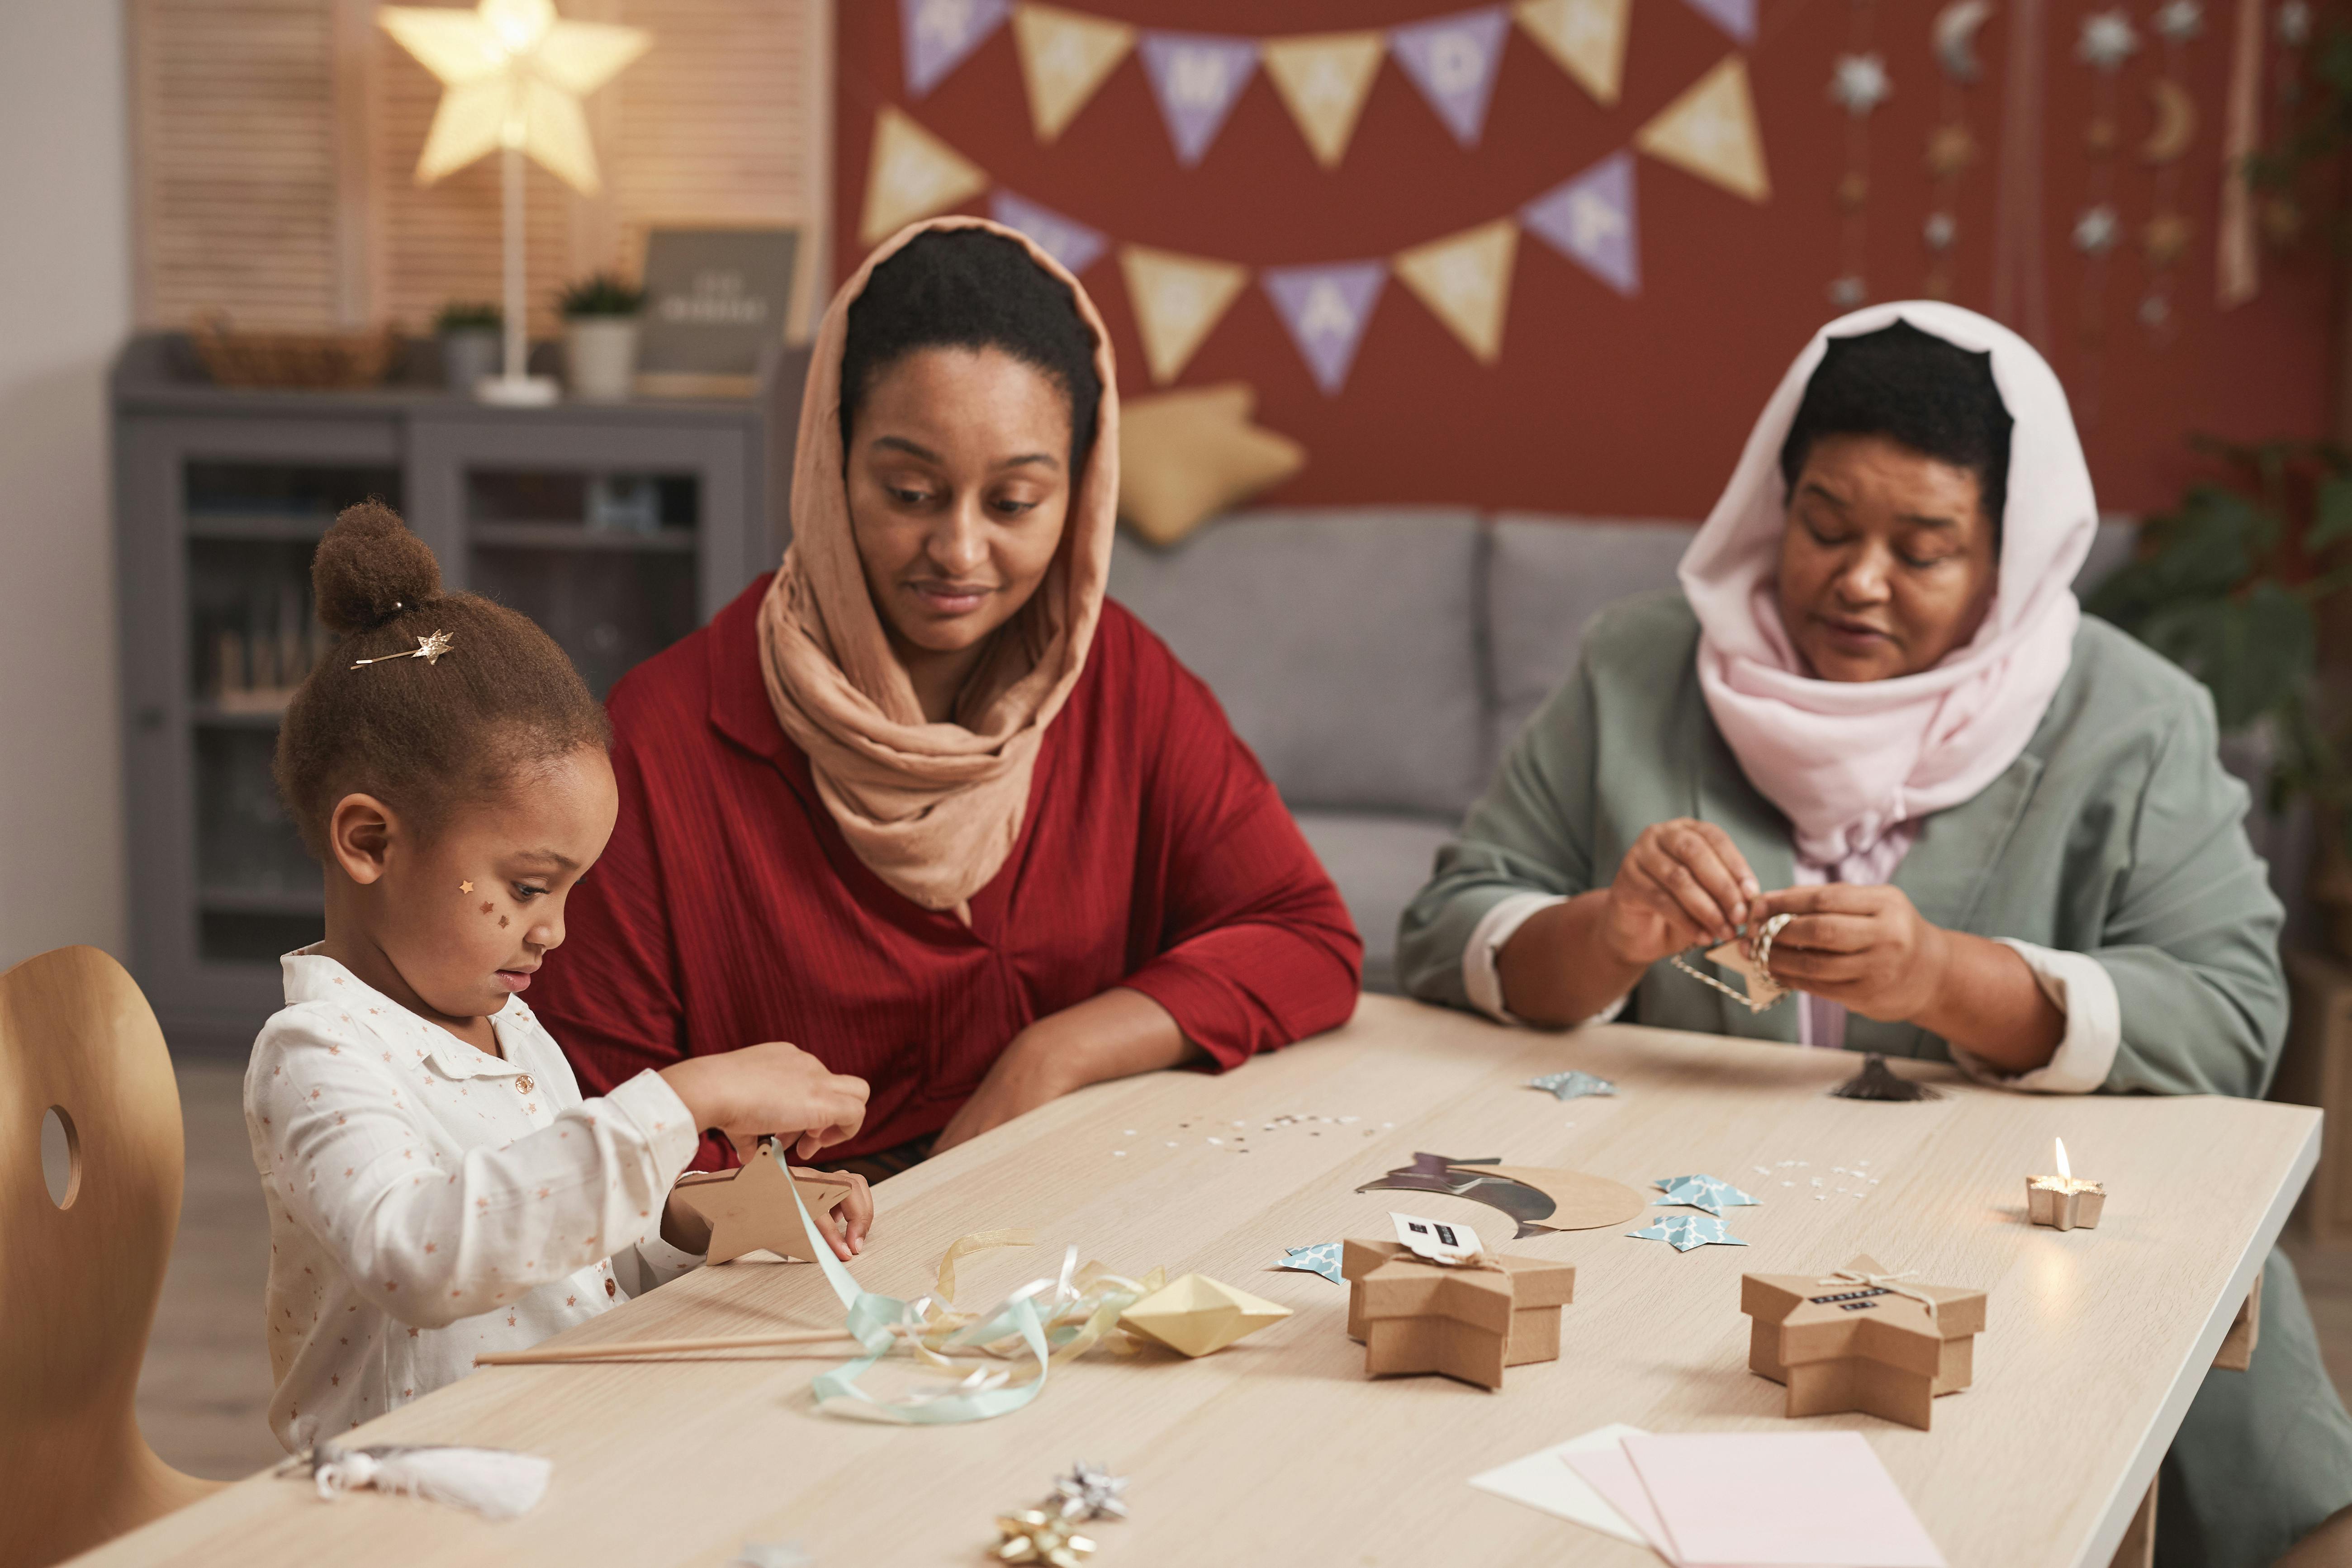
[352,629,455,669]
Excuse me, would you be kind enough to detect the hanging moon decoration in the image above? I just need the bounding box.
[1933,0,1996,83]
[2142,78,2198,163]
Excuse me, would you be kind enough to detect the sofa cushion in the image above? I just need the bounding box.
[1487,514,2143,755]
[1110,508,1487,816]
[1291,809,1459,995]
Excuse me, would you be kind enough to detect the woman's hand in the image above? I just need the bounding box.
[659,1041,871,1165]
[1748,884,1949,1021]
[930,1033,1076,1153]
[930,988,1204,1155]
[1601,819,1762,966]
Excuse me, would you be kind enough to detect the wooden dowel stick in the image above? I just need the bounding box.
[474,1324,906,1366]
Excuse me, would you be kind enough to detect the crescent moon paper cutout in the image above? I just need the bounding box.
[1354,1152,1648,1238]
[1934,0,1996,84]
[2143,78,2198,163]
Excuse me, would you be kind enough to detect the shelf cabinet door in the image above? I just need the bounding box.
[117,412,403,1045]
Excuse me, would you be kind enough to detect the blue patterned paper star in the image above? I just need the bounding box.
[1277,1242,1343,1284]
[1653,1174,1759,1216]
[1529,1070,1617,1101]
[1628,1214,1748,1251]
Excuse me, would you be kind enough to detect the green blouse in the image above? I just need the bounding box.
[1397,591,2288,1096]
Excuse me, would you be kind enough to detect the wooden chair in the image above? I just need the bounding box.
[0,947,221,1567]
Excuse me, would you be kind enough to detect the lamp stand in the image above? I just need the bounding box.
[476,143,560,406]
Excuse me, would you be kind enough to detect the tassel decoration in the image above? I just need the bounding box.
[301,1440,553,1519]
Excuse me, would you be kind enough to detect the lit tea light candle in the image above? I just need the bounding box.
[2026,1137,2105,1231]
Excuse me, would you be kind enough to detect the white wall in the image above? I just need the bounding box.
[0,0,130,967]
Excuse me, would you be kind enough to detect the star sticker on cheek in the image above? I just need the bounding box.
[459,881,473,894]
[480,902,494,915]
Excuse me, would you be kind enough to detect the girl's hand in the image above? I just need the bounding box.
[659,1041,870,1166]
[795,1167,874,1258]
[1601,819,1761,966]
[1749,884,1950,1022]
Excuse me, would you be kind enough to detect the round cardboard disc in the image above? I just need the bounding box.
[1461,1166,1648,1230]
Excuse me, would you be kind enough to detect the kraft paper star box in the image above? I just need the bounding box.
[1739,1252,1989,1430]
[1340,1238,1576,1390]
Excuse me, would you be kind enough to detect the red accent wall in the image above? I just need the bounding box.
[835,1,2336,519]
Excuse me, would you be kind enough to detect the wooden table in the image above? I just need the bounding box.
[84,997,2315,1568]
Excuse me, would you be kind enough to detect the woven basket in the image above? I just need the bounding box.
[190,314,401,390]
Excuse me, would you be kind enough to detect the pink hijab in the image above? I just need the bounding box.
[1677,302,2097,879]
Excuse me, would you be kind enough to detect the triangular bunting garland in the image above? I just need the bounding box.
[1012,2,1136,142]
[1389,6,1512,147]
[1522,149,1641,294]
[859,106,989,246]
[1118,244,1250,383]
[901,0,1010,97]
[1634,54,1771,203]
[1513,0,1630,105]
[1262,261,1388,393]
[1262,30,1387,168]
[1393,217,1518,362]
[989,189,1108,275]
[1138,31,1260,166]
[1680,0,1757,44]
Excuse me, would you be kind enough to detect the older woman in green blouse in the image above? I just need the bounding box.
[1400,303,2350,1567]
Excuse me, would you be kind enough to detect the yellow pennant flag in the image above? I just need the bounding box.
[859,106,990,246]
[1119,245,1250,384]
[1261,31,1386,168]
[1394,218,1519,365]
[1513,0,1630,106]
[1013,3,1136,142]
[1634,54,1771,203]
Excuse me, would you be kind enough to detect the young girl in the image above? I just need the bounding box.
[247,501,874,1451]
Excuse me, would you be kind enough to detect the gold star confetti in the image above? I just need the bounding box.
[459,881,474,894]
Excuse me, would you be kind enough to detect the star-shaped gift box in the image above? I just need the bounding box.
[1339,1239,1576,1390]
[1739,1252,1988,1429]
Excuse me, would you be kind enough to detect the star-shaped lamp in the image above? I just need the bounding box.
[378,0,650,404]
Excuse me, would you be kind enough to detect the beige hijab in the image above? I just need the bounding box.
[756,216,1119,915]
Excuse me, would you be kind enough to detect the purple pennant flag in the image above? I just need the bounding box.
[1138,32,1261,166]
[1681,0,1757,43]
[900,0,1010,97]
[1262,261,1388,395]
[988,190,1108,277]
[1389,6,1510,147]
[1522,151,1641,296]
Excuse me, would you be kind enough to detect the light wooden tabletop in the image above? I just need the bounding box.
[81,996,2314,1568]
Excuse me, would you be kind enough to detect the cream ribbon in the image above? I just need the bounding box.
[1817,1265,1941,1322]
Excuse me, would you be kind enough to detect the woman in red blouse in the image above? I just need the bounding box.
[532,218,1361,1173]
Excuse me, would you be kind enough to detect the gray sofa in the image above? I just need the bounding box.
[1110,509,2143,991]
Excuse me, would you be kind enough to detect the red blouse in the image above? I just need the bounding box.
[531,578,1363,1167]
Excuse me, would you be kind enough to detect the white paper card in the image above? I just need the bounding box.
[1467,1422,1651,1545]
[1389,1211,1482,1263]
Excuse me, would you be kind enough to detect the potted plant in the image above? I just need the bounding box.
[433,300,502,393]
[557,272,645,403]
[2086,438,2352,958]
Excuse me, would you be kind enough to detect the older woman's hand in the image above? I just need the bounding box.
[1749,883,1950,1021]
[1601,819,1762,966]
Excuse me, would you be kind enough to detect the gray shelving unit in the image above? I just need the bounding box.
[112,333,808,1048]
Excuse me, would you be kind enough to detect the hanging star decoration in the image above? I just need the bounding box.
[2154,0,2205,41]
[2076,10,2141,70]
[1925,121,1977,176]
[1049,1462,1131,1523]
[994,1509,1095,1567]
[2073,204,2122,254]
[1830,53,1893,116]
[1528,1069,1617,1101]
[2143,212,2193,266]
[377,0,650,195]
[351,629,456,669]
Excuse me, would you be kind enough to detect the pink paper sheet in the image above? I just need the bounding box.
[1622,1432,1946,1568]
[1562,1449,1731,1567]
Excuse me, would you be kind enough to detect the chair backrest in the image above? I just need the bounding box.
[0,945,217,1568]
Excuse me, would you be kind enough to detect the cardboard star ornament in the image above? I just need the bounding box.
[1118,1274,1291,1356]
[1740,1253,1988,1429]
[669,1142,856,1265]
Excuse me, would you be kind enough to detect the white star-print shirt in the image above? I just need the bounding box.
[246,949,705,1451]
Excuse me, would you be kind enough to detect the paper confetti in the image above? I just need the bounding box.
[1627,1214,1748,1251]
[1653,1174,1759,1217]
[1276,1242,1344,1284]
[1529,1069,1618,1101]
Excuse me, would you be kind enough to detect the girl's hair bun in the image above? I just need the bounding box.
[313,500,443,634]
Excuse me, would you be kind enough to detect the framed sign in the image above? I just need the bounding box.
[634,227,801,398]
